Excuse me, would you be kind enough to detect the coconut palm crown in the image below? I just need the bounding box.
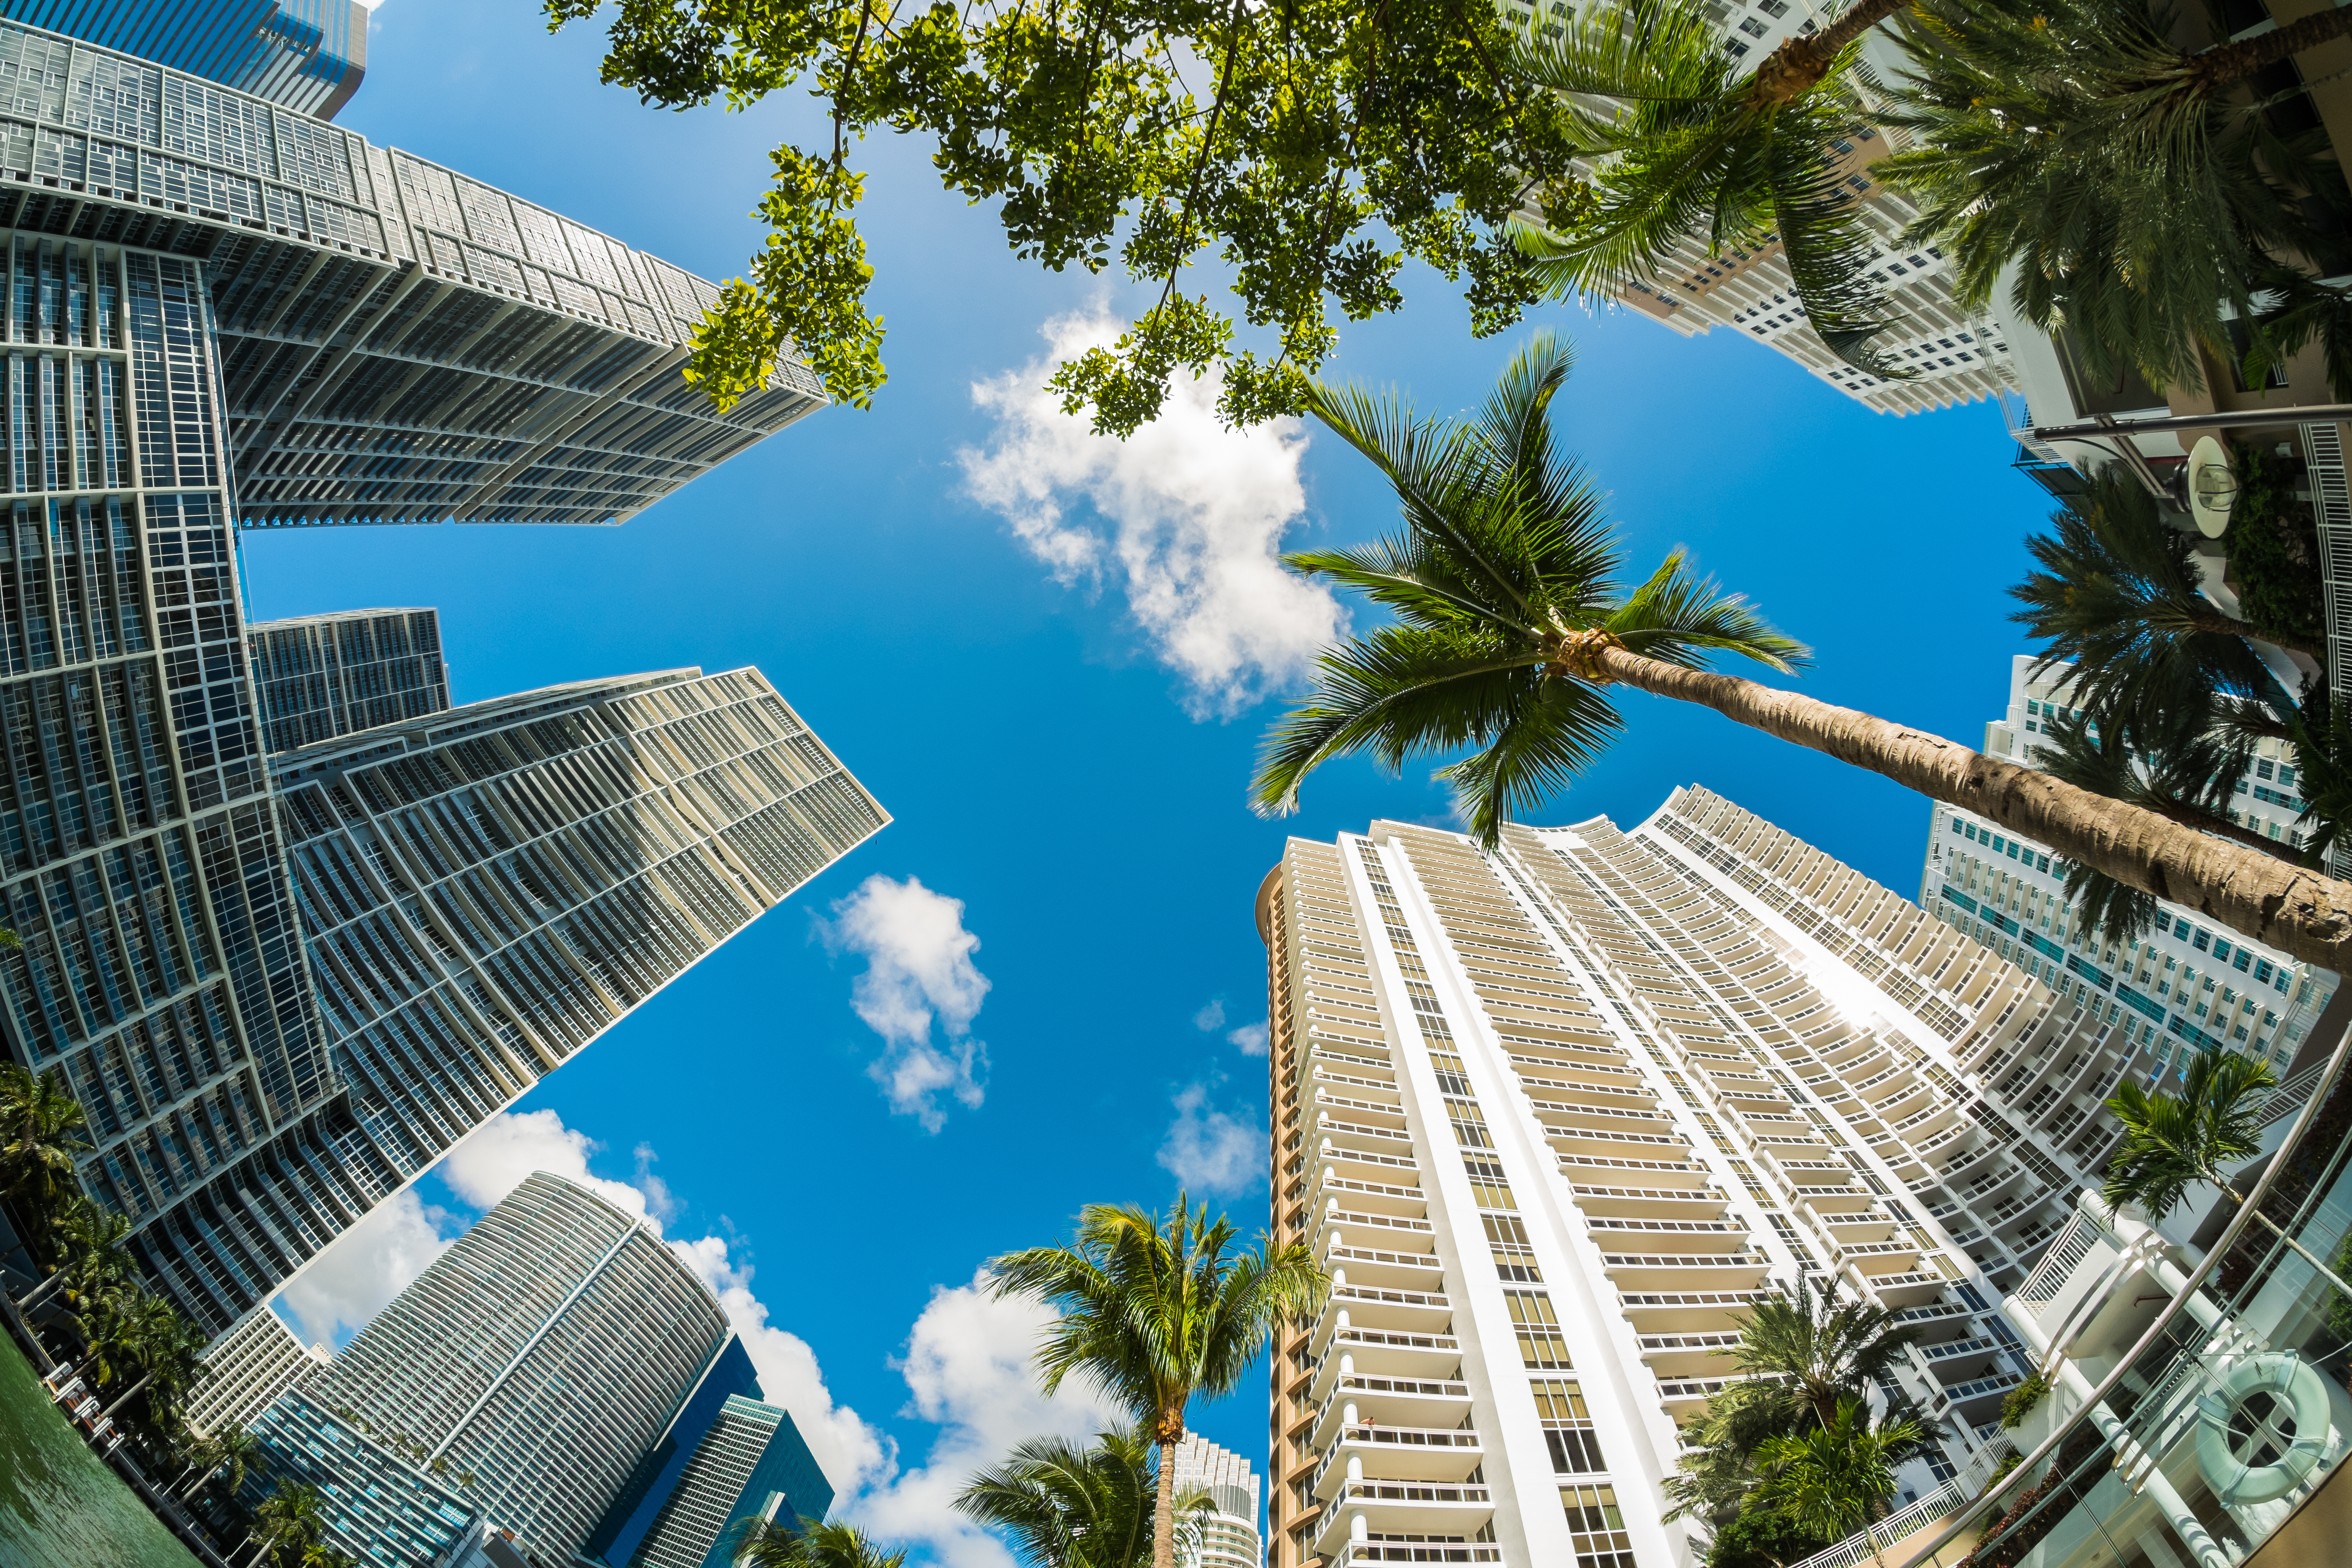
[1728,1277,1922,1432]
[1508,0,1905,373]
[955,1426,1209,1568]
[0,1061,90,1211]
[1251,331,1806,846]
[990,1196,1324,1568]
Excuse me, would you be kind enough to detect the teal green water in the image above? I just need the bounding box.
[0,1329,201,1568]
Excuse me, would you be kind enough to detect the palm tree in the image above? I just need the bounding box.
[1249,334,2352,970]
[731,1517,906,1568]
[2009,471,2314,730]
[1507,0,1905,372]
[2104,1043,2352,1301]
[1746,1398,1923,1568]
[174,1423,257,1501]
[991,1196,1326,1568]
[246,1482,329,1568]
[0,1062,89,1218]
[1660,1377,1810,1534]
[1879,0,2352,393]
[16,1195,133,1314]
[956,1426,1208,1568]
[98,1297,206,1422]
[1728,1277,1922,1432]
[2031,702,2293,947]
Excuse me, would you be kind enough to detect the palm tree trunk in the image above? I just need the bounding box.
[1744,0,1912,105]
[99,1368,151,1420]
[1156,1433,1179,1568]
[2192,3,2352,93]
[2145,797,2300,861]
[2223,1185,2352,1303]
[1586,646,2352,968]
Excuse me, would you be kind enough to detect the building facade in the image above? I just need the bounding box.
[251,1171,733,1568]
[0,0,369,119]
[1172,1434,1262,1568]
[1917,654,2337,1086]
[0,14,823,530]
[135,666,887,1333]
[247,607,451,754]
[582,1337,768,1568]
[625,1394,834,1568]
[1256,786,2210,1568]
[184,1299,326,1435]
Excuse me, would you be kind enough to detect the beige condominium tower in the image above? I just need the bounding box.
[1255,785,2177,1568]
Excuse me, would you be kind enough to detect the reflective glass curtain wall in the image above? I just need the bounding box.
[0,0,368,119]
[0,230,340,1330]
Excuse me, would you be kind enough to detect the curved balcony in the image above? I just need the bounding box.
[1556,1154,1711,1187]
[1637,1328,1744,1378]
[1566,1182,1729,1220]
[1311,1373,1474,1449]
[1318,1117,1416,1157]
[1327,1539,1500,1567]
[1584,1216,1752,1253]
[1311,1327,1464,1397]
[1311,1479,1494,1557]
[1309,1422,1485,1498]
[1600,1249,1774,1291]
[1545,1125,1694,1161]
[1309,1091,1407,1137]
[1311,1170,1427,1218]
[1312,1208,1435,1262]
[1325,1242,1445,1290]
[1310,1283,1453,1348]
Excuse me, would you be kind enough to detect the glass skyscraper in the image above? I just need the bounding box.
[0,0,369,119]
[0,14,823,530]
[132,666,887,1333]
[246,607,450,754]
[623,1394,833,1568]
[0,13,881,1341]
[250,1171,734,1568]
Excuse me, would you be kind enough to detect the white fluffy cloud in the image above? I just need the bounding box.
[279,1188,451,1347]
[959,309,1349,718]
[437,1107,658,1220]
[847,1269,1128,1568]
[1227,1020,1270,1056]
[1157,1082,1265,1195]
[822,875,992,1130]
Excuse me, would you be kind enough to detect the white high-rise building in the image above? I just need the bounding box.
[1254,786,2317,1568]
[1173,1434,1262,1568]
[1918,654,2337,1086]
[184,1305,329,1437]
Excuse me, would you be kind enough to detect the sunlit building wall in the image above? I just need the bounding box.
[1256,787,2208,1567]
[247,607,451,754]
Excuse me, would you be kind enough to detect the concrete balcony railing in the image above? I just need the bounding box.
[1326,1541,1500,1567]
[1310,1373,1473,1449]
[1309,1422,1485,1499]
[1311,1480,1494,1559]
[1308,1286,1452,1352]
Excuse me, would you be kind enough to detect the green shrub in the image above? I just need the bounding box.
[1999,1371,2051,1431]
[2228,447,2326,646]
[1704,1506,1833,1568]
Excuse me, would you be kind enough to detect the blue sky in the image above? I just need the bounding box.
[246,2,2052,1560]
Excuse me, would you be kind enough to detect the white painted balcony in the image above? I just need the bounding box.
[1310,1283,1453,1347]
[1584,1216,1752,1253]
[1310,1373,1474,1449]
[1310,1422,1486,1497]
[1324,1242,1445,1290]
[1326,1539,1499,1567]
[1565,1182,1729,1220]
[1311,1169,1428,1219]
[1311,1479,1494,1557]
[1600,1249,1774,1291]
[1311,1327,1464,1396]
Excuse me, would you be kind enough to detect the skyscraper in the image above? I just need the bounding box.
[131,666,887,1333]
[249,1171,733,1568]
[184,1301,326,1436]
[1258,787,2180,1567]
[0,0,369,118]
[583,1338,768,1568]
[623,1394,834,1568]
[0,15,823,531]
[1172,1434,1262,1568]
[247,607,451,753]
[1916,655,2337,1084]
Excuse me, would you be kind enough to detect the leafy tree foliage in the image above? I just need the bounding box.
[544,0,1586,432]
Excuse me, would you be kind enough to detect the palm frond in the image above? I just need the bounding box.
[1603,551,1810,672]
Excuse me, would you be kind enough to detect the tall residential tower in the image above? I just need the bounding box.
[1258,787,2178,1568]
[249,1172,735,1568]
